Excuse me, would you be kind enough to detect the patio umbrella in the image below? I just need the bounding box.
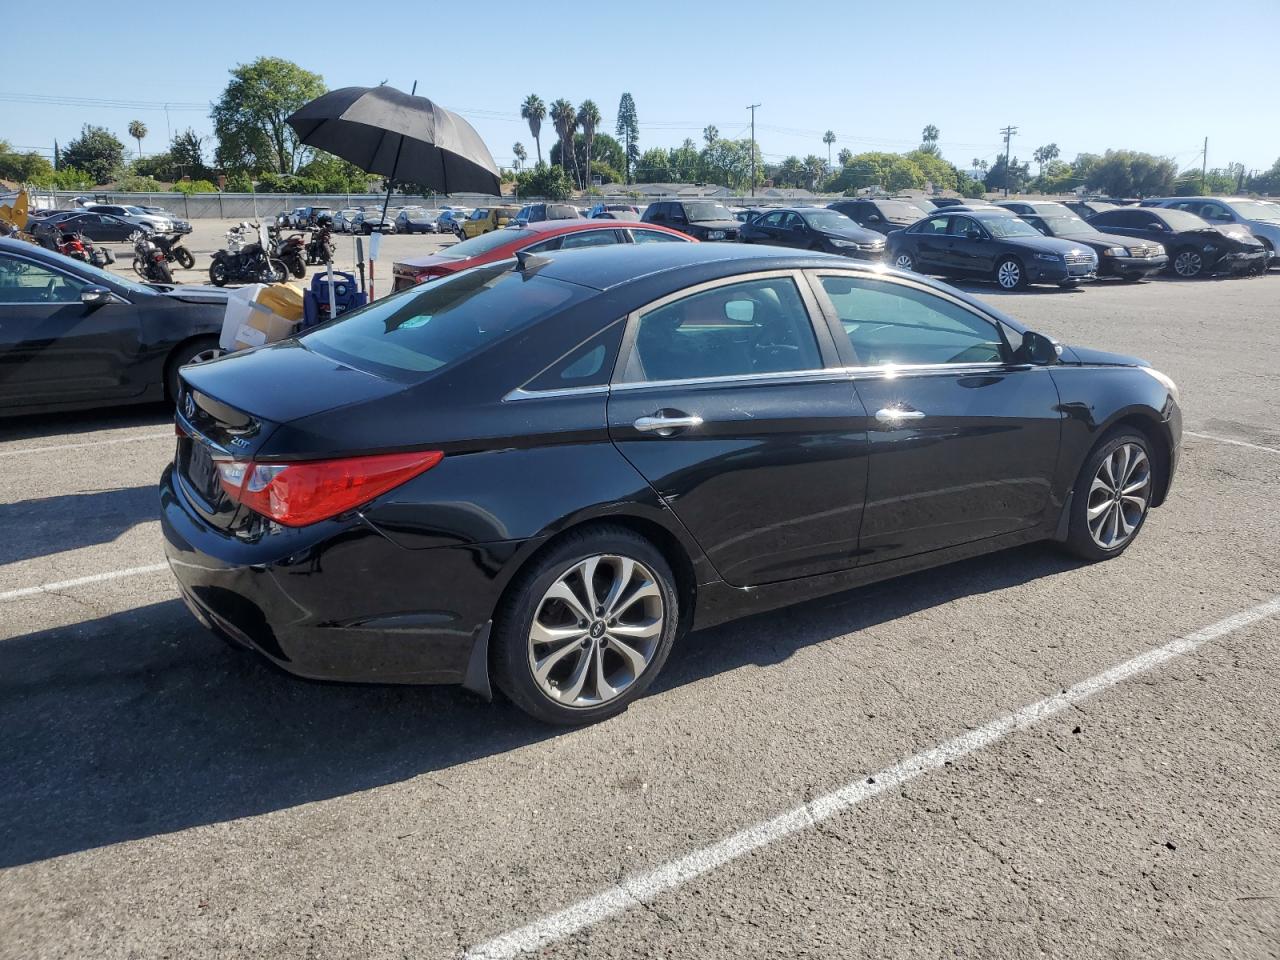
[286,84,501,214]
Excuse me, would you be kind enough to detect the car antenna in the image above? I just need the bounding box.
[514,249,552,276]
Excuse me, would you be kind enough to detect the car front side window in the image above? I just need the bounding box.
[818,275,1006,368]
[625,276,823,383]
[0,254,87,304]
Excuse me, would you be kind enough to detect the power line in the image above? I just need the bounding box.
[0,91,207,111]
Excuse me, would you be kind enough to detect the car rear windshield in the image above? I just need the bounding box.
[300,262,589,380]
[439,228,534,259]
[878,200,927,220]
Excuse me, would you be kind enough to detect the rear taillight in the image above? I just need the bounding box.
[214,450,444,527]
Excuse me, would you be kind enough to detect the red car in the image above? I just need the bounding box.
[391,219,693,290]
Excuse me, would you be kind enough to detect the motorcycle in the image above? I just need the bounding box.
[208,223,286,287]
[304,225,335,265]
[56,230,114,268]
[151,233,195,270]
[267,225,307,279]
[133,236,173,283]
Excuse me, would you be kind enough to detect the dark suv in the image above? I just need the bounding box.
[828,198,933,235]
[641,200,740,241]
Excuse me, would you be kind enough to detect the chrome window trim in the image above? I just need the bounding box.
[610,367,844,392]
[503,384,611,402]
[613,268,840,385]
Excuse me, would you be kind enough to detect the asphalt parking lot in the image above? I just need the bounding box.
[1,264,1278,959]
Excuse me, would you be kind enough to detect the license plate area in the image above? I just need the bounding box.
[181,437,221,509]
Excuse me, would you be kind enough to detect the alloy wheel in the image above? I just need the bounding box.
[527,554,664,709]
[1086,442,1151,550]
[1174,250,1202,278]
[997,259,1022,289]
[894,253,914,271]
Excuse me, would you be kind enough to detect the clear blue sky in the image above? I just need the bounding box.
[7,0,1279,175]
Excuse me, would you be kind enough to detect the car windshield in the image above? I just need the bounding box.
[1226,200,1280,222]
[802,210,857,231]
[439,228,535,259]
[1158,209,1212,231]
[123,206,146,215]
[982,217,1041,238]
[683,202,734,221]
[1039,215,1095,236]
[1026,203,1075,218]
[301,262,590,380]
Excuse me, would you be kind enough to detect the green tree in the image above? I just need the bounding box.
[513,142,527,173]
[635,146,672,182]
[552,133,625,185]
[29,166,94,189]
[515,160,573,199]
[128,120,147,159]
[170,129,209,180]
[700,138,759,190]
[823,130,836,171]
[173,179,218,194]
[919,124,941,156]
[521,94,546,165]
[703,125,719,148]
[1248,157,1280,195]
[669,139,701,182]
[837,147,853,168]
[905,149,958,191]
[1032,143,1060,177]
[803,154,826,190]
[776,156,804,187]
[578,100,601,189]
[61,124,126,184]
[549,98,579,187]
[985,154,1031,194]
[212,57,325,174]
[615,92,639,183]
[0,147,53,182]
[1085,149,1176,198]
[296,150,372,191]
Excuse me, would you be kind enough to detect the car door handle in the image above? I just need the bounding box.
[634,414,703,434]
[875,407,926,423]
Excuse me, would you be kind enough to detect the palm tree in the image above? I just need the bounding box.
[520,95,546,165]
[803,154,826,190]
[578,100,601,190]
[779,156,804,188]
[513,142,527,173]
[703,125,719,148]
[837,147,853,168]
[823,130,836,172]
[549,98,579,188]
[128,120,147,160]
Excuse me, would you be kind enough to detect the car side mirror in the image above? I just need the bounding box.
[965,229,982,241]
[1020,330,1062,365]
[80,285,113,307]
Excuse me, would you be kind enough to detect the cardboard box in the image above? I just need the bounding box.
[232,301,300,351]
[220,282,306,352]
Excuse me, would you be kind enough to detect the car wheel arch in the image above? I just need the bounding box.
[163,333,222,402]
[1092,409,1175,508]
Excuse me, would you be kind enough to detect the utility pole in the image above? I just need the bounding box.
[998,125,1018,197]
[1201,136,1208,193]
[747,103,761,197]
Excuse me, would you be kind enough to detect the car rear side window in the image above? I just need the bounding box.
[525,321,625,391]
[301,263,591,381]
[624,276,822,383]
[630,229,684,244]
[818,275,1005,367]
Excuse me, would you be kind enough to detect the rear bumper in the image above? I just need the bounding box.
[160,465,517,685]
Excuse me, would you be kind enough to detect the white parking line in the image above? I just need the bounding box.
[464,595,1280,960]
[0,563,170,602]
[1184,431,1280,456]
[0,432,172,458]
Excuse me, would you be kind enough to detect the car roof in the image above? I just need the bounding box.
[519,219,677,237]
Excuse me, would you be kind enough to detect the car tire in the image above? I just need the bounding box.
[995,256,1027,290]
[491,526,680,725]
[1062,429,1155,562]
[893,251,916,272]
[165,335,222,402]
[1171,247,1204,279]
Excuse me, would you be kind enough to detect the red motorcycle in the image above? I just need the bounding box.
[56,231,114,268]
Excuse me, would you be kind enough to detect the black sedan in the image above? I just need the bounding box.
[162,242,1180,725]
[1086,207,1268,279]
[32,211,150,247]
[0,238,224,415]
[1011,210,1168,281]
[738,207,886,260]
[828,198,934,235]
[887,210,1098,289]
